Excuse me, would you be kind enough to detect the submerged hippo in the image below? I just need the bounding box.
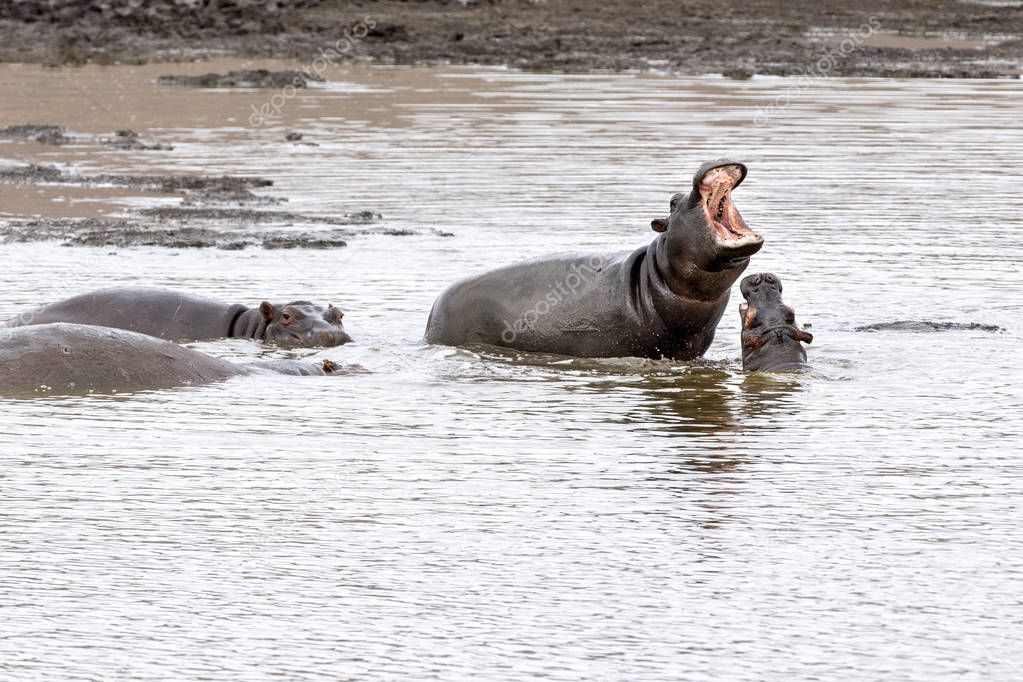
[425,159,763,359]
[2,286,351,348]
[0,323,350,397]
[739,273,814,372]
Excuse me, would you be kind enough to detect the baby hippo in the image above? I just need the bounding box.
[2,286,351,348]
[739,273,814,372]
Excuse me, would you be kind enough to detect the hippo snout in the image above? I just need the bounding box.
[322,330,353,346]
[740,272,782,299]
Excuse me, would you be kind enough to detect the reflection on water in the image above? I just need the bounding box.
[0,61,1022,681]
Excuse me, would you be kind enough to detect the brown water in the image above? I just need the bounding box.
[1,60,1022,681]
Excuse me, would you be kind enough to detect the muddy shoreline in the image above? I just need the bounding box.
[0,0,1020,78]
[0,163,446,249]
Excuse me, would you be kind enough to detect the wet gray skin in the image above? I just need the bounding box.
[2,287,352,348]
[739,273,814,372]
[0,323,348,397]
[425,159,764,359]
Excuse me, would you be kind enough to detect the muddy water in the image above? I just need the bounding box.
[0,60,1021,681]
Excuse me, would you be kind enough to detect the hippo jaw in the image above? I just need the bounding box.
[659,160,764,278]
[739,273,813,371]
[695,162,763,267]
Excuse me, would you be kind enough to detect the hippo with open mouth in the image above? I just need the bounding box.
[739,273,814,372]
[0,323,353,397]
[2,287,351,348]
[425,159,763,359]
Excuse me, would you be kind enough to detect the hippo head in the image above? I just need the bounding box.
[258,301,352,348]
[739,273,814,372]
[652,159,764,273]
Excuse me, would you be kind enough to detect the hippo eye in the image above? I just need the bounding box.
[281,312,293,323]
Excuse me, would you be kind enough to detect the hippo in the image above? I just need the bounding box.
[739,273,814,372]
[425,159,763,359]
[0,323,352,397]
[2,286,351,348]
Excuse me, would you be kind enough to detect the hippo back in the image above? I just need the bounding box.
[2,287,243,342]
[0,323,243,396]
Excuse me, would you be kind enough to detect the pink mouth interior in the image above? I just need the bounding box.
[699,165,756,243]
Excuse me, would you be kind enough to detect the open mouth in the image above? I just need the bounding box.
[699,165,762,251]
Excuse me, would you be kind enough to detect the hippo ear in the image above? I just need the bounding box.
[793,329,814,344]
[259,301,276,322]
[651,217,668,233]
[326,305,344,324]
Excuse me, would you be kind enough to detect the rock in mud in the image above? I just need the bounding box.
[100,129,173,150]
[181,186,286,207]
[0,124,72,145]
[722,66,755,80]
[156,69,325,88]
[0,164,65,183]
[284,131,318,146]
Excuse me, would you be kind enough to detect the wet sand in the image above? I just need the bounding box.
[0,0,1020,78]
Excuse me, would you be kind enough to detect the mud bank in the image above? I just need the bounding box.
[0,164,272,198]
[0,162,446,249]
[156,69,324,88]
[0,0,1020,78]
[0,218,415,250]
[135,207,380,225]
[0,125,172,150]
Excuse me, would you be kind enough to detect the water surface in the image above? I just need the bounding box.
[0,61,1021,681]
